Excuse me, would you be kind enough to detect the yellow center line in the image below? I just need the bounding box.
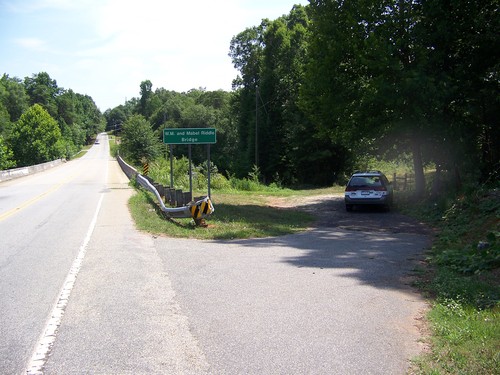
[0,172,80,222]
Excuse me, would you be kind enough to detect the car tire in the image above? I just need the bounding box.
[346,204,353,212]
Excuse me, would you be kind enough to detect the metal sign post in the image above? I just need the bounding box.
[169,145,174,187]
[188,144,193,199]
[207,144,211,198]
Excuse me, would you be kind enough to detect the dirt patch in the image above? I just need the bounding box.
[267,194,430,235]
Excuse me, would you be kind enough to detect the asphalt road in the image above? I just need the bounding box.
[0,134,110,374]
[153,219,430,374]
[0,139,430,374]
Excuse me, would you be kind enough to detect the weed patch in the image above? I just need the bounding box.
[408,187,500,374]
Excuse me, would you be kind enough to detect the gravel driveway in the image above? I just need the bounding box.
[268,193,430,234]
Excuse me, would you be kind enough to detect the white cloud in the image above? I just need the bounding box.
[0,0,307,109]
[78,0,247,104]
[2,0,83,13]
[14,37,48,51]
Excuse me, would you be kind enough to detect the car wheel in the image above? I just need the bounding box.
[346,204,353,212]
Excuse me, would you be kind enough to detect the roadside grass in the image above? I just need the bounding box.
[127,186,336,240]
[71,144,92,160]
[108,136,119,157]
[400,187,500,374]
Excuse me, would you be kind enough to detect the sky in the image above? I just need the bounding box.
[0,0,307,111]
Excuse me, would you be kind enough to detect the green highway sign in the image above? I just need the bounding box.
[163,128,217,144]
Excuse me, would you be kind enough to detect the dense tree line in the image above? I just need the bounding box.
[0,72,105,169]
[114,1,497,193]
[301,0,498,193]
[4,3,495,192]
[230,1,498,191]
[104,84,238,174]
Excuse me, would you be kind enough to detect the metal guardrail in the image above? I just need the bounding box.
[116,154,138,180]
[117,155,214,221]
[136,174,214,219]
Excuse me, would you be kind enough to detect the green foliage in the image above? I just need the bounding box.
[10,104,64,166]
[228,176,261,192]
[148,156,231,192]
[147,156,291,194]
[150,156,184,189]
[1,70,104,165]
[0,74,29,123]
[422,298,500,374]
[24,72,61,118]
[209,172,232,190]
[355,154,415,175]
[109,137,120,158]
[116,85,237,176]
[431,190,500,277]
[0,135,15,169]
[300,0,498,193]
[57,90,104,145]
[139,79,153,117]
[120,115,160,165]
[408,184,500,374]
[229,6,322,185]
[104,1,496,192]
[104,106,127,132]
[0,102,11,138]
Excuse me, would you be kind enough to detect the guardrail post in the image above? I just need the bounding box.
[152,183,163,198]
[167,188,175,205]
[158,184,165,198]
[175,189,183,207]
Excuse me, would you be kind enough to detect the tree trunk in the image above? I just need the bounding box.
[412,138,425,197]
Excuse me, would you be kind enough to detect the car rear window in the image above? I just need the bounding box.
[349,176,383,187]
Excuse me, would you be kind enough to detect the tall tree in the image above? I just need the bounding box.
[195,90,238,175]
[301,0,372,181]
[0,74,29,123]
[105,105,127,132]
[371,0,430,195]
[24,72,61,118]
[74,93,105,143]
[420,0,499,182]
[0,135,15,169]
[229,6,318,184]
[258,6,338,185]
[10,104,64,166]
[139,80,154,118]
[302,0,437,194]
[302,0,498,192]
[0,85,11,137]
[229,23,266,177]
[120,114,160,164]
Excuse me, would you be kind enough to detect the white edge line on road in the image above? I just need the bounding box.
[25,194,105,375]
